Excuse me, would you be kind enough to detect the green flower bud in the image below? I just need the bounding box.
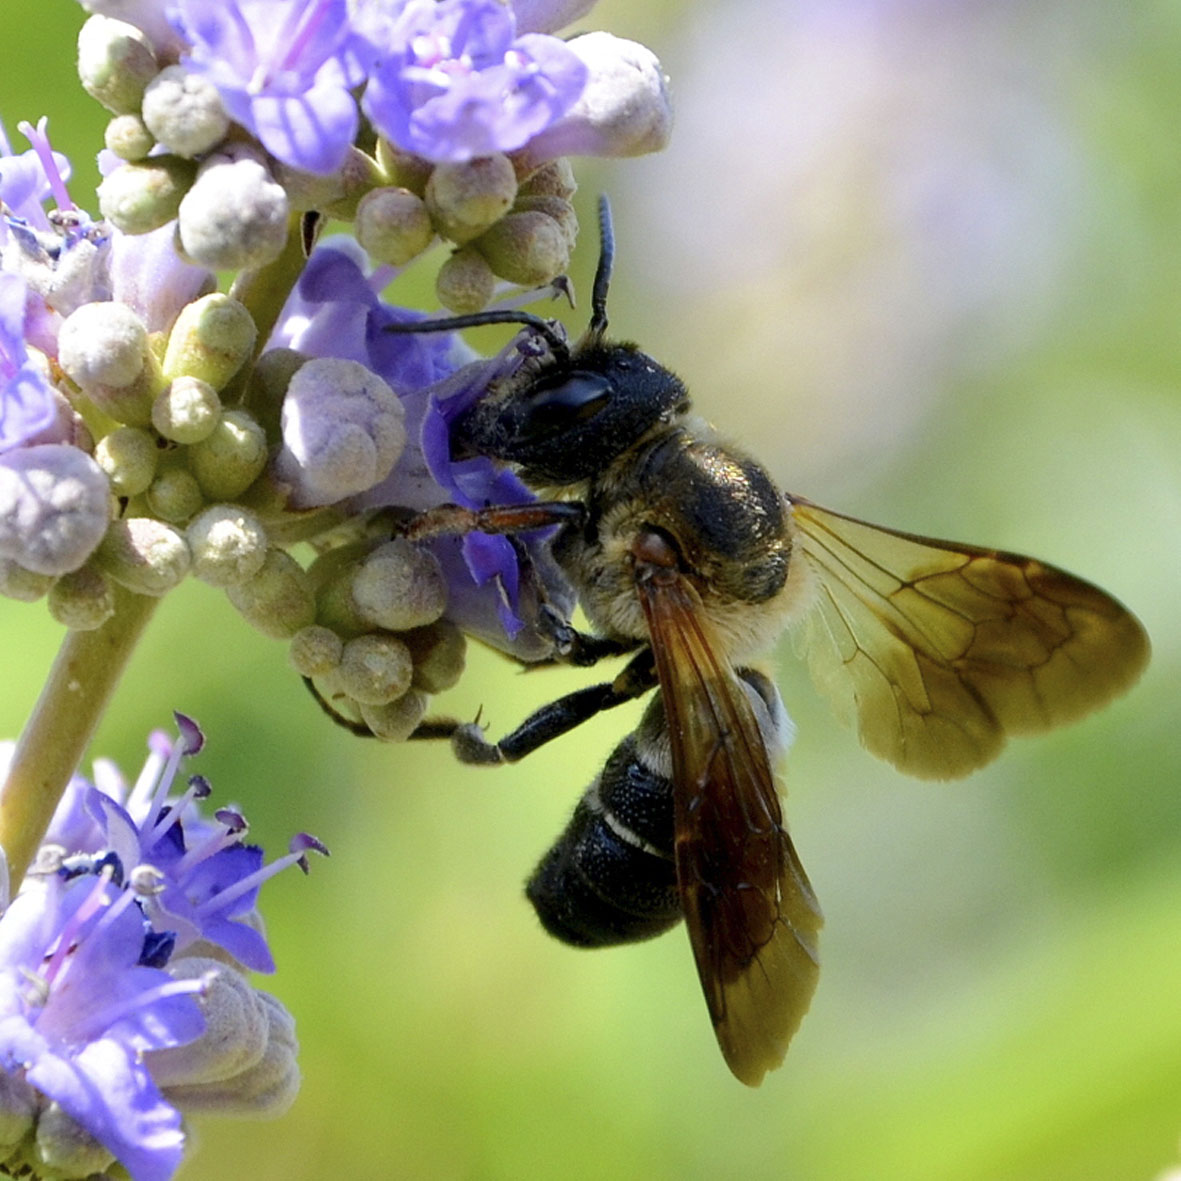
[338,632,414,705]
[188,408,268,499]
[177,147,289,270]
[76,15,157,115]
[47,565,116,630]
[477,210,570,287]
[34,1102,114,1179]
[289,624,344,678]
[186,504,268,586]
[436,246,496,315]
[517,157,577,200]
[426,154,518,244]
[352,540,447,632]
[94,426,158,497]
[145,466,204,523]
[376,139,432,197]
[96,517,190,595]
[104,113,156,162]
[359,689,429,742]
[97,155,197,235]
[226,548,316,638]
[512,194,578,251]
[355,187,434,266]
[0,559,54,603]
[152,375,221,443]
[245,348,304,440]
[141,65,229,157]
[0,1070,36,1155]
[162,294,257,391]
[406,620,467,694]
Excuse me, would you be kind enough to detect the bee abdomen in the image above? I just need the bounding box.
[526,733,680,947]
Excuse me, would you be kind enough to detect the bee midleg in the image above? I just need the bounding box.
[302,675,465,739]
[452,647,657,765]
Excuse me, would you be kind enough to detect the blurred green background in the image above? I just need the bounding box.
[3,2,1180,1178]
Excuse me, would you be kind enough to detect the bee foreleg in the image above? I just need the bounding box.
[453,647,657,765]
[399,501,585,541]
[537,604,641,667]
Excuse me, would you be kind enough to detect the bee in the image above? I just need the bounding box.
[357,197,1150,1086]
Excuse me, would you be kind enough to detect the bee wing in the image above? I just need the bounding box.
[788,497,1150,779]
[636,572,822,1087]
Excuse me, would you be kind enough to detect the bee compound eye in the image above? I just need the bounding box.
[517,370,613,440]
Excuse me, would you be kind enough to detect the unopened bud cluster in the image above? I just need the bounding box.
[84,12,578,297]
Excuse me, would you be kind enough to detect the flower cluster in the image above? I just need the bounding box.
[0,1,672,1174]
[0,714,323,1181]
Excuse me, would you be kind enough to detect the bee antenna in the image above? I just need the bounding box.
[384,309,570,364]
[587,194,615,340]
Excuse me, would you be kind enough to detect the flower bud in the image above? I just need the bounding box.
[0,1069,37,1154]
[178,148,289,270]
[245,348,304,440]
[338,633,414,705]
[289,624,344,678]
[226,548,316,638]
[355,187,434,266]
[76,14,157,115]
[406,620,467,694]
[517,157,577,199]
[376,140,433,197]
[97,155,197,235]
[141,65,230,157]
[360,689,429,742]
[33,1102,114,1179]
[274,358,406,508]
[152,375,221,443]
[188,409,268,500]
[162,294,257,391]
[186,504,268,587]
[352,540,447,632]
[96,517,190,595]
[0,558,54,603]
[146,465,204,523]
[436,246,496,315]
[425,154,518,244]
[94,425,158,497]
[104,112,156,161]
[47,564,116,629]
[477,210,570,286]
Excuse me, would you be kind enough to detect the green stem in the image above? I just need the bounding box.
[0,587,158,895]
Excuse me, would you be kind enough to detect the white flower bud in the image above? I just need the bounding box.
[226,548,316,638]
[178,148,289,269]
[0,559,54,603]
[188,409,268,500]
[288,624,344,678]
[406,620,467,694]
[47,564,116,630]
[186,504,268,587]
[141,65,230,157]
[94,425,157,497]
[104,112,155,161]
[97,155,197,235]
[145,466,204,523]
[34,1101,115,1178]
[275,358,406,508]
[152,375,221,443]
[76,14,157,114]
[352,540,447,632]
[512,34,673,170]
[95,517,190,595]
[338,633,414,705]
[58,301,150,390]
[360,689,429,742]
[426,154,518,244]
[477,210,570,286]
[436,246,496,315]
[355,187,434,266]
[162,293,257,391]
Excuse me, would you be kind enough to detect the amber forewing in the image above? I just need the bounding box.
[789,498,1150,779]
[636,573,822,1086]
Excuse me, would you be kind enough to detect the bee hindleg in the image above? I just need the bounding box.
[453,647,657,766]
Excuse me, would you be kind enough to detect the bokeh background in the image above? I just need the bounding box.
[3,2,1180,1178]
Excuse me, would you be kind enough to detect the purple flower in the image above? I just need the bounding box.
[0,118,72,234]
[363,0,589,164]
[0,272,57,452]
[0,871,205,1181]
[171,0,374,174]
